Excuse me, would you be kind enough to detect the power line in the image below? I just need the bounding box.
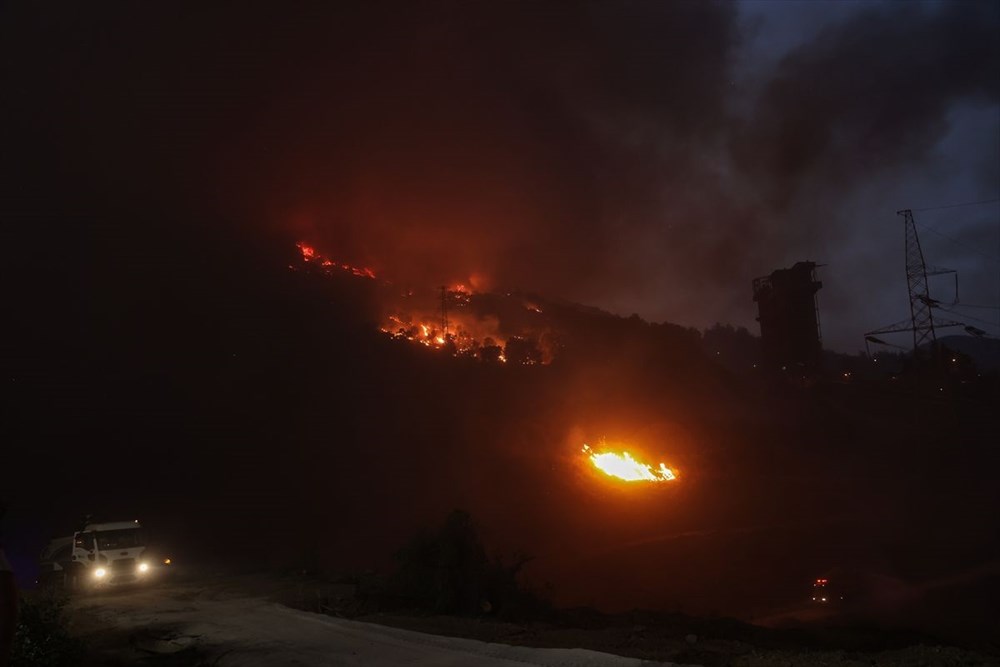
[939,306,1000,330]
[910,198,1000,213]
[913,221,1000,265]
[950,303,1000,311]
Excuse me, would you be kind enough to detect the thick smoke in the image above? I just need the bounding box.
[727,2,1000,345]
[2,1,998,349]
[733,2,1000,210]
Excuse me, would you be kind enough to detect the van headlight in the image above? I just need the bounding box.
[137,562,149,573]
[94,568,107,578]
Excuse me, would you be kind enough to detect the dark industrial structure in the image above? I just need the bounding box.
[753,261,823,370]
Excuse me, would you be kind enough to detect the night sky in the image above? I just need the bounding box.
[2,1,998,351]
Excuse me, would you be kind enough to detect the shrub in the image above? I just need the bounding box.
[11,591,84,667]
[390,510,549,619]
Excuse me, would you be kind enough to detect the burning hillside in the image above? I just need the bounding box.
[296,242,377,279]
[294,241,558,364]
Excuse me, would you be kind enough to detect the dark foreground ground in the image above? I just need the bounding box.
[52,569,999,667]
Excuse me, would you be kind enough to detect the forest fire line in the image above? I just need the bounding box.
[381,315,507,363]
[296,242,376,279]
[295,240,556,365]
[583,443,677,483]
[379,308,555,365]
[379,314,517,364]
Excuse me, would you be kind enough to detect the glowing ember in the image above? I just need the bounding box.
[582,443,676,482]
[297,242,317,261]
[350,265,377,279]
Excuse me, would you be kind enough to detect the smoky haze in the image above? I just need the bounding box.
[1,1,998,350]
[3,3,1000,643]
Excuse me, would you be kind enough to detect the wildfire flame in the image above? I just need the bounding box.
[582,443,676,483]
[297,242,317,260]
[293,241,551,365]
[296,241,376,279]
[380,315,511,362]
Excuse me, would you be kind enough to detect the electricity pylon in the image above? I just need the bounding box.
[864,209,962,356]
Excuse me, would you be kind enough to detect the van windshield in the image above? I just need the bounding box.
[95,528,143,550]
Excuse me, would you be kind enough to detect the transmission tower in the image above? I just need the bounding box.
[864,209,963,356]
[902,209,939,349]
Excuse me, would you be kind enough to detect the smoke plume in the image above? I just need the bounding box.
[2,1,997,349]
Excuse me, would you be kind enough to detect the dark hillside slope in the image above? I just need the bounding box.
[4,227,998,643]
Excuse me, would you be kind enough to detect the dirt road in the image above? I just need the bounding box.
[69,581,685,666]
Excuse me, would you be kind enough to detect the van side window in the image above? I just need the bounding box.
[74,533,94,550]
